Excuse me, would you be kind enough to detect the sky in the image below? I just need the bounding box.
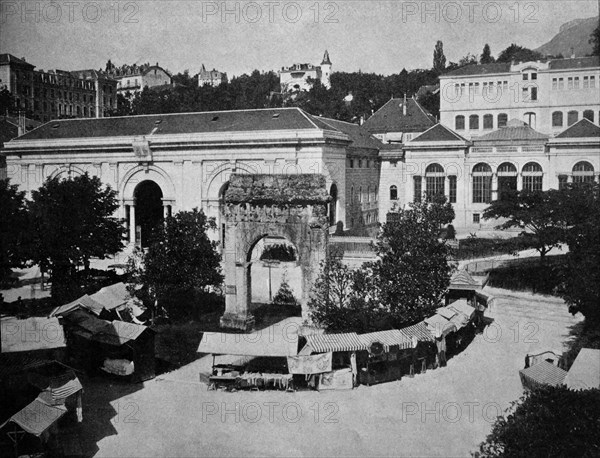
[1,1,598,77]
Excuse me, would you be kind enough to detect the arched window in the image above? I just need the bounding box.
[358,186,363,203]
[497,113,508,128]
[350,186,354,204]
[522,162,543,191]
[425,163,445,196]
[497,162,517,200]
[552,111,563,127]
[374,186,378,202]
[472,163,492,203]
[583,110,594,122]
[483,114,493,129]
[572,161,595,184]
[455,115,465,130]
[567,110,579,126]
[469,115,479,130]
[390,185,398,201]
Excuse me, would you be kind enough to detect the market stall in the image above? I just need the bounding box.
[357,330,414,386]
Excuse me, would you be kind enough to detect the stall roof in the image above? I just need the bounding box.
[50,282,136,317]
[449,270,488,291]
[1,398,67,436]
[564,348,600,390]
[399,322,435,342]
[424,314,457,338]
[198,330,299,357]
[299,332,365,355]
[358,330,413,352]
[448,300,476,320]
[519,361,567,389]
[61,310,150,346]
[1,317,66,353]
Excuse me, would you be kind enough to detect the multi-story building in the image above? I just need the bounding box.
[197,65,228,87]
[106,62,172,97]
[279,51,332,92]
[0,54,117,122]
[439,57,600,138]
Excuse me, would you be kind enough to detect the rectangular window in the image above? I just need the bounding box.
[558,175,568,190]
[426,176,445,197]
[449,176,457,203]
[591,76,596,88]
[568,77,574,89]
[558,78,564,89]
[413,176,422,203]
[531,87,537,101]
[473,213,480,224]
[531,73,537,80]
[574,77,580,89]
[474,83,480,95]
[552,78,558,90]
[523,74,529,80]
[349,159,354,168]
[583,76,589,89]
[523,175,543,192]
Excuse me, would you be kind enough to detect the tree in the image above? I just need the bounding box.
[0,88,16,116]
[480,44,494,64]
[476,386,600,457]
[483,190,563,264]
[369,194,455,328]
[496,44,544,63]
[272,270,299,310]
[433,40,446,73]
[557,183,600,321]
[590,22,600,57]
[29,174,125,303]
[0,179,29,283]
[129,208,223,319]
[308,257,383,333]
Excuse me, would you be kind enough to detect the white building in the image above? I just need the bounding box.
[108,63,172,97]
[197,65,228,87]
[279,51,332,93]
[439,57,600,138]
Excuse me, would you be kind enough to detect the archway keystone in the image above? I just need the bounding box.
[220,174,330,330]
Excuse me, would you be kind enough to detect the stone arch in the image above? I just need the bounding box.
[47,165,86,180]
[120,165,175,201]
[220,174,330,330]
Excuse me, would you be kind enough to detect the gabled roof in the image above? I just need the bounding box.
[0,53,35,68]
[12,108,358,143]
[321,50,332,66]
[555,118,600,138]
[363,98,437,134]
[311,116,383,150]
[1,317,66,353]
[410,123,467,143]
[50,282,134,317]
[443,62,511,77]
[299,332,365,354]
[475,122,548,142]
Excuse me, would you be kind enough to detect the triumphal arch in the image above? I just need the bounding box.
[220,174,331,330]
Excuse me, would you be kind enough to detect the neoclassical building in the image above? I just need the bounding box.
[2,108,381,247]
[378,118,600,231]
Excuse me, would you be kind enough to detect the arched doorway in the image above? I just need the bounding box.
[247,235,302,308]
[329,184,338,227]
[134,180,163,248]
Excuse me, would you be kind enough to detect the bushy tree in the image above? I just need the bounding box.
[483,190,564,264]
[0,179,29,283]
[0,88,16,115]
[128,208,223,319]
[29,174,125,303]
[369,194,455,327]
[496,44,544,63]
[590,21,600,57]
[272,270,299,309]
[476,386,600,457]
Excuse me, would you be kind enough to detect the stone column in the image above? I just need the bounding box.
[129,204,136,244]
[163,205,169,219]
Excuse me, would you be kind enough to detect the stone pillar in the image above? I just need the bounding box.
[129,204,136,244]
[491,174,498,201]
[163,205,169,219]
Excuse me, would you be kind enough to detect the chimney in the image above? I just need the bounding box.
[570,47,575,58]
[403,94,407,116]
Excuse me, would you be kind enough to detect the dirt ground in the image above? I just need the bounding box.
[78,285,581,458]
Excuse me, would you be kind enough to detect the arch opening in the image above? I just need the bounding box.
[134,180,163,248]
[329,184,338,227]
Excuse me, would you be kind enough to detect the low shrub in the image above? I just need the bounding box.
[457,235,538,260]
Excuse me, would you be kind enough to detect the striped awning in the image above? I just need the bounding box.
[358,330,413,352]
[300,333,366,354]
[399,322,435,342]
[519,361,567,390]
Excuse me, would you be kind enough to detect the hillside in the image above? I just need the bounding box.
[535,16,598,57]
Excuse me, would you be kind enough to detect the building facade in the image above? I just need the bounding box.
[2,108,382,247]
[439,57,600,138]
[279,51,332,93]
[105,62,172,97]
[0,54,117,122]
[197,65,228,87]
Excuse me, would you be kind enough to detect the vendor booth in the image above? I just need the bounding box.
[519,361,568,391]
[356,330,415,386]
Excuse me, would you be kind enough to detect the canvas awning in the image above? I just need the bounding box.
[519,361,567,390]
[28,370,83,406]
[1,398,67,436]
[358,330,414,352]
[564,348,600,390]
[449,270,488,291]
[198,330,299,357]
[50,282,140,317]
[424,314,457,338]
[298,332,366,355]
[398,322,435,343]
[448,300,476,320]
[1,317,66,353]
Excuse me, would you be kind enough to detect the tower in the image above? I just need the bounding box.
[320,50,332,89]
